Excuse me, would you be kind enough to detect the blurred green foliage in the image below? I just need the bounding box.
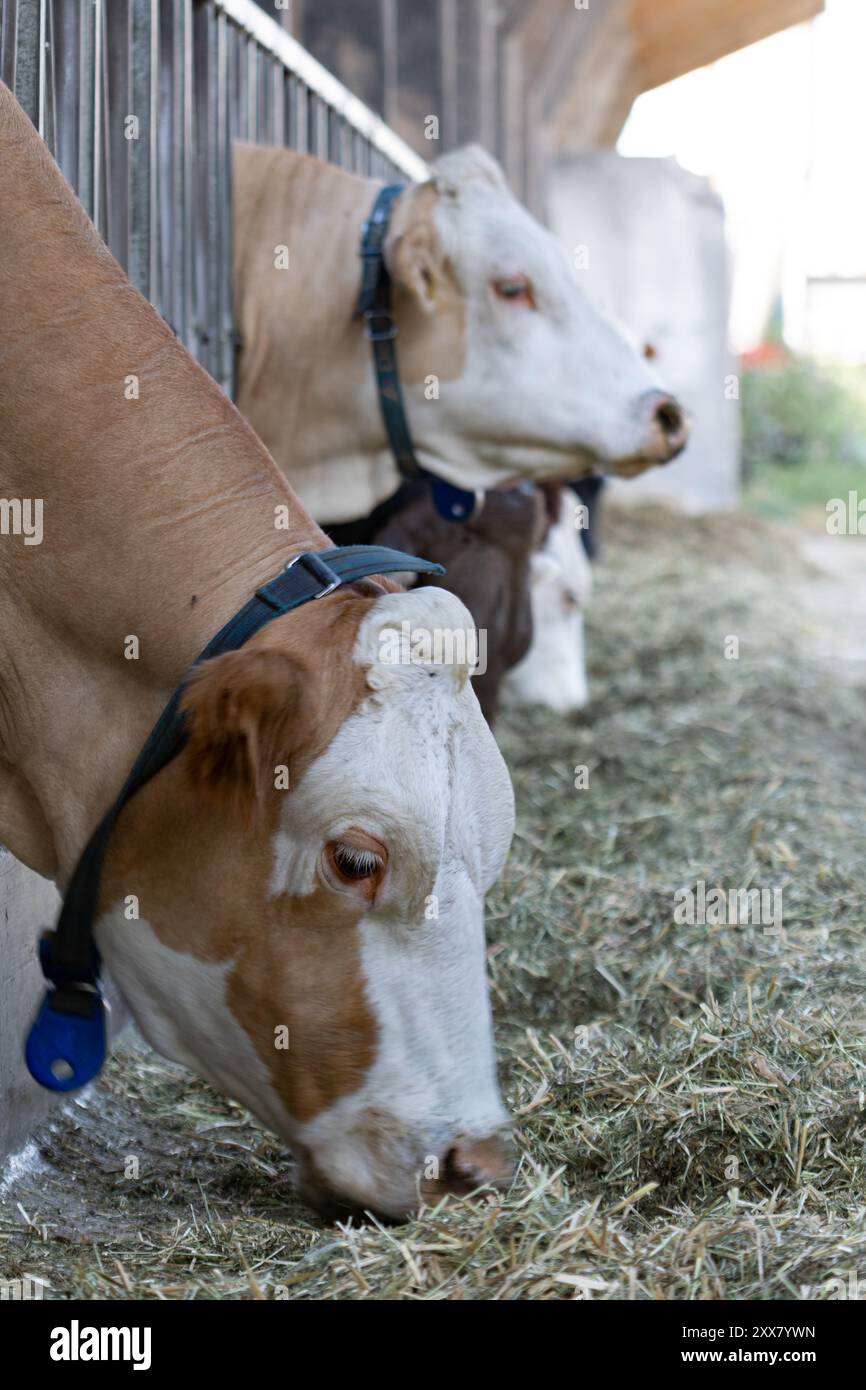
[742,359,866,519]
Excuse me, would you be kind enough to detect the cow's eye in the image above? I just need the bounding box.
[493,275,536,307]
[330,844,381,880]
[325,837,387,901]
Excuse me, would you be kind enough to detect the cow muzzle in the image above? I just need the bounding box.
[606,390,690,479]
[642,389,690,463]
[298,1126,514,1224]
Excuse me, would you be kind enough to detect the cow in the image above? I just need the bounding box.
[233,143,689,527]
[371,482,545,722]
[0,82,514,1222]
[502,486,593,714]
[368,482,593,723]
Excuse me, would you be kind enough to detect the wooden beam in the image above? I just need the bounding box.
[546,0,823,152]
[633,0,824,94]
[547,0,635,154]
[534,1,606,120]
[506,0,574,88]
[594,71,642,147]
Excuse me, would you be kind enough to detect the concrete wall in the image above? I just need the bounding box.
[0,854,131,1159]
[0,850,61,1157]
[549,153,740,513]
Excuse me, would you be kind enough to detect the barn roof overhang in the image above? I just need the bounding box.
[530,0,825,153]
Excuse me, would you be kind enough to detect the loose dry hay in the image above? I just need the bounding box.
[2,503,865,1300]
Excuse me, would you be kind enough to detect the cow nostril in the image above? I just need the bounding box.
[441,1137,513,1198]
[442,1147,478,1197]
[654,395,684,440]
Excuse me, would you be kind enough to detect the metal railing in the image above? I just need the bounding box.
[0,0,428,395]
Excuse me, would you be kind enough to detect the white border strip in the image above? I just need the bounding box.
[212,0,429,181]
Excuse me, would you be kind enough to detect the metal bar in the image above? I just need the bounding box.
[292,73,308,154]
[269,52,283,145]
[224,5,237,140]
[351,127,365,176]
[194,5,233,395]
[93,0,105,236]
[41,0,56,153]
[327,105,337,163]
[339,114,352,169]
[0,0,426,407]
[439,0,458,149]
[36,0,49,139]
[77,0,100,227]
[104,0,128,267]
[191,0,211,370]
[54,0,80,187]
[128,0,159,303]
[234,26,247,139]
[281,65,290,145]
[256,43,267,142]
[245,27,256,141]
[213,0,426,179]
[312,89,327,158]
[157,0,190,339]
[180,0,193,349]
[13,0,41,126]
[1,0,16,91]
[478,0,497,152]
[380,0,397,128]
[216,9,233,396]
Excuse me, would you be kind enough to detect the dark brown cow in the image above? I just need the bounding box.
[370,486,547,722]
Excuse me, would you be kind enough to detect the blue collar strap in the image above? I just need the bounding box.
[355,184,483,525]
[25,544,445,1093]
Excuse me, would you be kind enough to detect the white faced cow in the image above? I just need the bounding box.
[0,82,513,1221]
[502,487,593,715]
[233,144,688,525]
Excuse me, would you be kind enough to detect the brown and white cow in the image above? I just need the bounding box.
[233,143,689,527]
[373,483,545,722]
[0,83,513,1221]
[372,482,593,723]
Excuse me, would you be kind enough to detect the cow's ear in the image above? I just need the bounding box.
[180,647,309,819]
[385,217,447,314]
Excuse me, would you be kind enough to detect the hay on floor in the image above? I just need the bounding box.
[2,504,865,1300]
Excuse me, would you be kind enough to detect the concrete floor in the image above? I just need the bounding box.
[0,851,61,1156]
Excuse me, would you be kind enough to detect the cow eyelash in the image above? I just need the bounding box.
[330,843,382,882]
[493,276,536,307]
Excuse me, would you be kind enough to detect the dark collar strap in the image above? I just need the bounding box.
[26,544,444,1093]
[323,479,428,548]
[355,184,482,524]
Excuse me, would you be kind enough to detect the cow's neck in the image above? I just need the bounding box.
[0,86,323,882]
[234,148,405,524]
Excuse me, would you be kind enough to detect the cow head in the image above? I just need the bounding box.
[95,584,514,1221]
[385,146,689,491]
[375,483,546,724]
[503,488,593,714]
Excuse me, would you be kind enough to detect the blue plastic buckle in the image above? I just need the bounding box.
[25,987,107,1092]
[25,935,107,1092]
[430,477,484,524]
